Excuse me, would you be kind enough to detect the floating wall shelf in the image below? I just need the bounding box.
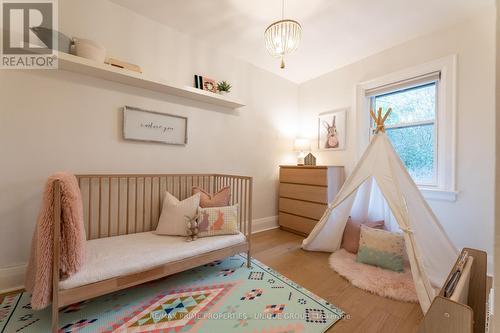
[56,52,245,109]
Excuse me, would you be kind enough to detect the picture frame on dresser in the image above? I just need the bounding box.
[278,165,345,236]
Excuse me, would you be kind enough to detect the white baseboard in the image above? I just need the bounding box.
[252,215,279,234]
[0,264,26,294]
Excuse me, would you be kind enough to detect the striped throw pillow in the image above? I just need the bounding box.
[356,225,404,272]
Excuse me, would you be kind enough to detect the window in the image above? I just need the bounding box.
[358,55,457,201]
[370,81,438,186]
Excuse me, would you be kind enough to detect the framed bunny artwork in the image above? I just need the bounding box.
[318,108,347,150]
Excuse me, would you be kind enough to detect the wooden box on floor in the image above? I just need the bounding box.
[278,165,344,235]
[418,248,488,333]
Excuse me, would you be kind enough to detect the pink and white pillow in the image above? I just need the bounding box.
[196,205,239,238]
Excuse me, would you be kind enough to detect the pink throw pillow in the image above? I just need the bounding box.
[192,186,231,208]
[341,217,385,254]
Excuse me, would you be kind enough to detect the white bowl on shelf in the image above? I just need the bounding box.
[73,38,106,63]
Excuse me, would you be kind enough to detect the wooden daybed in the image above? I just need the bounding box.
[51,173,253,332]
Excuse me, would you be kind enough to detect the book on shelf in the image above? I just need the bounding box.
[443,250,469,297]
[194,75,203,89]
[105,57,142,73]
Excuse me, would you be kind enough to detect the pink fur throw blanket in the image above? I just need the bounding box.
[25,172,86,310]
[329,249,418,303]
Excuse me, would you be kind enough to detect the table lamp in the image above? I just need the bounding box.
[293,138,310,165]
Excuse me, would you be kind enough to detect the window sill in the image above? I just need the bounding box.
[419,188,458,202]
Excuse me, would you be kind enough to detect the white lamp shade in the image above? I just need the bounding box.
[294,138,311,152]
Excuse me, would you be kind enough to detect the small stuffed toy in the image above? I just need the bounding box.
[185,213,200,242]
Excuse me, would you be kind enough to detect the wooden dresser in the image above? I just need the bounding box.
[278,165,344,236]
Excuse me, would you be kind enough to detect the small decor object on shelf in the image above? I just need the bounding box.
[318,108,347,150]
[105,57,142,73]
[123,106,188,145]
[72,37,106,63]
[194,75,203,89]
[217,81,232,94]
[202,77,217,93]
[293,138,310,165]
[304,153,316,166]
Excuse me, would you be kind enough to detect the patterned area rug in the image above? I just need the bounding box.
[1,255,344,332]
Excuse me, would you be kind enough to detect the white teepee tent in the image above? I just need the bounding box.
[302,131,457,312]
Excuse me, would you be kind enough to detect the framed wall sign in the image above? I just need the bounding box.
[123,106,188,145]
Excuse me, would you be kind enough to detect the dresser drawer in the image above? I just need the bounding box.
[279,197,327,220]
[279,167,327,186]
[279,212,318,235]
[279,183,328,203]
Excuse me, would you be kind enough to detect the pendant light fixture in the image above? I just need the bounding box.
[264,0,302,69]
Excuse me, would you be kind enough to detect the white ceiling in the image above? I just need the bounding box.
[110,0,493,83]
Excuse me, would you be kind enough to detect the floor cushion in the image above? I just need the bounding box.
[356,225,404,272]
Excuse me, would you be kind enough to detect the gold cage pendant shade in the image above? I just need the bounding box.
[264,19,302,69]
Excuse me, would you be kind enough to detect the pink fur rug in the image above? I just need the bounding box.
[329,249,418,303]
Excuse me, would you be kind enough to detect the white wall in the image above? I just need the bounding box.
[0,0,298,290]
[298,12,497,270]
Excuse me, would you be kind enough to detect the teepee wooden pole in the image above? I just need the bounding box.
[371,107,392,134]
[382,108,392,123]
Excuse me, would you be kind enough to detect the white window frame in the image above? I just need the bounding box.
[356,55,458,201]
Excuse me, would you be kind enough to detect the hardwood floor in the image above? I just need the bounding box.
[0,228,422,332]
[251,228,423,333]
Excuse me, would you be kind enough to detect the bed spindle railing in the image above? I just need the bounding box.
[76,173,253,240]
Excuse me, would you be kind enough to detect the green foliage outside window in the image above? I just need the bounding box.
[374,83,437,185]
